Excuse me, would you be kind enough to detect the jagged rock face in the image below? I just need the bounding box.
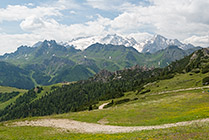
[90,64,154,83]
[184,48,209,73]
[191,48,209,61]
[202,48,209,56]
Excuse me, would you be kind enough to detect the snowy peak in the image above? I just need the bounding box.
[32,40,58,48]
[100,34,142,52]
[101,34,133,46]
[60,36,101,50]
[32,41,43,48]
[61,34,143,52]
[142,34,195,53]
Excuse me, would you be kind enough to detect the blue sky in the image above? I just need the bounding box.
[0,0,209,54]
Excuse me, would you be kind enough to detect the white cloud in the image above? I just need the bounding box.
[0,5,61,23]
[55,0,81,10]
[184,35,209,47]
[1,0,209,55]
[26,3,34,7]
[17,14,110,43]
[0,33,43,55]
[70,10,76,14]
[106,0,209,41]
[86,0,137,11]
[127,32,153,42]
[20,16,45,31]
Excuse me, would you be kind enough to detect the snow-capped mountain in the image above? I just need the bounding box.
[60,34,196,53]
[142,35,195,53]
[32,41,43,48]
[60,34,143,52]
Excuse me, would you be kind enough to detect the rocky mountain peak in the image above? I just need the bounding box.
[191,48,209,61]
[142,34,195,53]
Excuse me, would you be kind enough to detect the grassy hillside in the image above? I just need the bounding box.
[52,73,209,126]
[0,86,27,110]
[0,86,27,93]
[0,72,209,139]
[143,72,208,92]
[0,61,34,89]
[0,83,66,111]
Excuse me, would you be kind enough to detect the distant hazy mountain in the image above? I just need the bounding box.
[142,35,195,53]
[60,34,143,52]
[61,34,198,54]
[0,40,94,87]
[0,61,34,89]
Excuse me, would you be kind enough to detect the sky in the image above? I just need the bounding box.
[0,0,209,55]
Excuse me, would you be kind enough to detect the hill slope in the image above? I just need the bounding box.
[0,61,34,89]
[0,48,208,121]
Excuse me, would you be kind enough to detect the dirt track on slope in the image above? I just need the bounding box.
[98,102,109,109]
[151,86,209,95]
[14,118,209,134]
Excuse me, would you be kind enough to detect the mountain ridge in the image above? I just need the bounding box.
[60,34,198,53]
[0,40,203,89]
[142,34,195,53]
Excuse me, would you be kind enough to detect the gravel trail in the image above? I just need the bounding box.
[151,85,209,95]
[98,103,109,109]
[14,118,209,134]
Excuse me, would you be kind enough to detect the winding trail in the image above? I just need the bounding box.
[14,118,209,134]
[98,102,109,109]
[151,85,209,95]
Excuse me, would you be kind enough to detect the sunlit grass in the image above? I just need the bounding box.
[52,89,209,126]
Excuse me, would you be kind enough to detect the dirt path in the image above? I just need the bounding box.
[151,85,209,95]
[98,102,109,109]
[14,118,209,134]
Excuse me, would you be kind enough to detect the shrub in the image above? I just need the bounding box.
[115,98,130,105]
[202,65,209,74]
[140,89,151,94]
[202,77,209,85]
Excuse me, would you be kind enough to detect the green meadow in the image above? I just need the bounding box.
[0,72,209,139]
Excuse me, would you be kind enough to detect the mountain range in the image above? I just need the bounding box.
[0,34,203,89]
[60,34,142,52]
[60,34,197,53]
